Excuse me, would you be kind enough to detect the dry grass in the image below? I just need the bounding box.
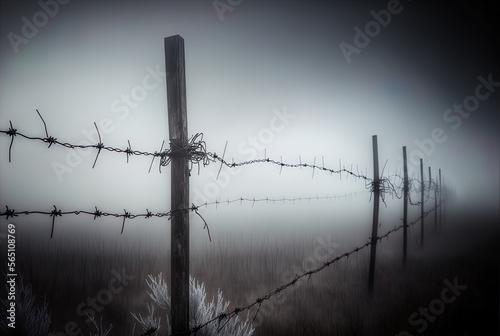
[3,208,498,336]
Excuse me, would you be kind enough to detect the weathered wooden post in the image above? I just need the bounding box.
[428,167,432,199]
[420,158,424,249]
[368,135,380,295]
[402,146,408,267]
[433,171,438,233]
[428,166,435,233]
[165,35,190,335]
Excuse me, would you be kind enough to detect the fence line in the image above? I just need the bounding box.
[1,112,435,187]
[0,115,441,206]
[0,116,372,180]
[0,34,453,336]
[196,192,368,208]
[0,115,448,334]
[0,188,431,235]
[0,192,367,238]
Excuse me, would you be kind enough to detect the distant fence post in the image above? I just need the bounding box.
[420,158,424,249]
[368,135,380,295]
[433,170,438,233]
[439,169,443,225]
[402,146,408,267]
[429,166,435,232]
[165,35,190,335]
[428,167,431,199]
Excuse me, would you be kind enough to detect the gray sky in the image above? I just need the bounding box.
[0,0,498,240]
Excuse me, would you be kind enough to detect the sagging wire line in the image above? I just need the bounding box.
[182,204,441,336]
[1,111,440,192]
[194,192,368,209]
[208,151,372,182]
[0,192,368,239]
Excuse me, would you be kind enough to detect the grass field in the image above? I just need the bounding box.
[1,202,498,336]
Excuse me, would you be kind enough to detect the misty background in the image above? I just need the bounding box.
[0,0,498,242]
[0,1,499,335]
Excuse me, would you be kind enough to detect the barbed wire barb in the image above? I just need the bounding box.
[126,140,132,163]
[192,203,211,242]
[92,122,103,169]
[312,156,316,179]
[216,141,228,180]
[6,121,16,162]
[50,205,61,239]
[36,109,57,148]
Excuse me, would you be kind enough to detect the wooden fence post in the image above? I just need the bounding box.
[434,171,438,233]
[420,158,424,249]
[402,146,408,267]
[428,166,435,233]
[428,167,431,199]
[439,169,443,225]
[165,35,190,335]
[368,135,380,295]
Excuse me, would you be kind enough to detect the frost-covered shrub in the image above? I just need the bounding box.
[132,273,254,336]
[131,303,162,335]
[0,276,51,336]
[82,315,113,336]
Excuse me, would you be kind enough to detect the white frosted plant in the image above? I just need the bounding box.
[82,315,113,336]
[131,303,163,336]
[0,275,51,336]
[132,273,254,336]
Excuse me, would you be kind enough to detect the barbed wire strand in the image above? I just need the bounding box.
[1,113,441,195]
[0,113,450,335]
[0,205,199,239]
[195,192,368,209]
[0,188,419,240]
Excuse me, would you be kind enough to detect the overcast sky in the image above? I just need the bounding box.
[0,0,498,240]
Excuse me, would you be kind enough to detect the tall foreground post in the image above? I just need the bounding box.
[165,35,190,335]
[368,135,380,295]
[420,158,424,248]
[439,169,443,225]
[402,146,408,267]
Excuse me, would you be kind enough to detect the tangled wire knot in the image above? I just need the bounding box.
[160,133,212,169]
